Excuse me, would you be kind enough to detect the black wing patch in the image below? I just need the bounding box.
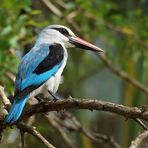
[33,43,64,74]
[14,85,40,99]
[14,43,64,99]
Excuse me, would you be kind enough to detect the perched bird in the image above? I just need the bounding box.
[4,25,103,124]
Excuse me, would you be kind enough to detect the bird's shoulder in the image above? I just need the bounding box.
[14,43,65,95]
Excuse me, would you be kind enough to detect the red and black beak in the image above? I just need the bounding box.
[69,36,103,52]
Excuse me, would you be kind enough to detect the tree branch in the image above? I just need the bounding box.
[22,98,148,122]
[0,86,11,110]
[1,85,148,147]
[97,53,148,95]
[17,123,55,148]
[0,85,55,148]
[129,130,148,148]
[44,113,75,148]
[134,119,148,130]
[59,112,120,148]
[41,0,62,17]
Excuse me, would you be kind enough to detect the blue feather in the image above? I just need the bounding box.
[4,43,64,125]
[21,61,63,90]
[15,43,64,91]
[15,44,50,92]
[4,96,29,124]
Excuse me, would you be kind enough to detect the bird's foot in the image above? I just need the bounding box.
[48,91,61,102]
[35,96,44,102]
[35,96,46,103]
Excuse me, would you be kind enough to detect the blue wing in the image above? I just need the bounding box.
[15,43,64,97]
[4,43,64,124]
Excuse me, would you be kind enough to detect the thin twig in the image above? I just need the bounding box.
[6,72,15,82]
[129,130,148,148]
[54,0,66,9]
[17,123,55,148]
[97,53,148,94]
[0,86,11,110]
[61,113,120,148]
[41,0,62,17]
[44,113,75,148]
[134,118,148,130]
[92,132,120,148]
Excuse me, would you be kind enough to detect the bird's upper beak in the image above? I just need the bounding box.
[69,36,103,52]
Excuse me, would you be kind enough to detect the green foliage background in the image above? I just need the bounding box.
[0,0,148,148]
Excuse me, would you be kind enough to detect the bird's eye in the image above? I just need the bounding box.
[52,27,70,36]
[60,28,69,36]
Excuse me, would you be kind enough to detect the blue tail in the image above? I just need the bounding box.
[4,96,28,125]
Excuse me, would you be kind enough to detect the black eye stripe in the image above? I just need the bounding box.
[52,27,69,36]
[60,28,69,34]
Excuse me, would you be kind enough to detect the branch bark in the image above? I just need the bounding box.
[129,130,148,148]
[1,86,148,147]
[17,123,55,148]
[59,112,121,148]
[23,99,148,122]
[0,86,11,110]
[44,113,75,148]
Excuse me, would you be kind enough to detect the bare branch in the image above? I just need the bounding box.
[23,99,148,122]
[60,113,121,148]
[17,123,55,148]
[129,130,148,148]
[0,86,11,110]
[134,119,148,130]
[0,85,55,148]
[45,113,75,148]
[0,85,148,148]
[41,0,62,17]
[0,85,147,127]
[97,53,148,94]
[6,72,15,82]
[92,133,120,148]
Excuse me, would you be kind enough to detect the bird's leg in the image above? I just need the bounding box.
[48,90,59,102]
[48,91,66,114]
[35,96,45,103]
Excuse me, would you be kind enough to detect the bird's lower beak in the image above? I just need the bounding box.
[69,36,103,52]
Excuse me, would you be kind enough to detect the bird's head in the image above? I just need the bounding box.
[36,24,103,52]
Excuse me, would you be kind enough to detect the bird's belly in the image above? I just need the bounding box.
[29,75,61,98]
[29,69,64,99]
[29,56,67,99]
[45,75,61,93]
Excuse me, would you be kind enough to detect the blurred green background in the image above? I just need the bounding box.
[0,0,148,148]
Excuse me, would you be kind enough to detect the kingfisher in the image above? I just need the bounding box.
[4,25,103,124]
